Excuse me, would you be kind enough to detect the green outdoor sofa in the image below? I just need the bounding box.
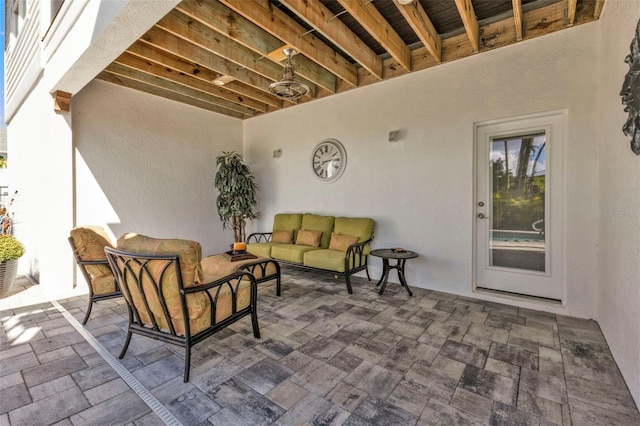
[246,213,375,293]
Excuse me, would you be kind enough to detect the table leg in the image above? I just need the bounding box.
[377,258,391,295]
[397,259,413,296]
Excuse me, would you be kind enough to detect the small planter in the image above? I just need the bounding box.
[0,234,25,298]
[0,259,19,298]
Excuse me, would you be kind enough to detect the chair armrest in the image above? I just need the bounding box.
[344,239,372,271]
[75,259,109,266]
[183,271,259,322]
[182,270,258,296]
[247,232,272,244]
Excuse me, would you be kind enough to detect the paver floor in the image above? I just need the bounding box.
[1,269,639,425]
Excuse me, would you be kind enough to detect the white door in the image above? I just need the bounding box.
[474,111,564,300]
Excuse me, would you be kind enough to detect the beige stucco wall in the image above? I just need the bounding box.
[72,79,244,257]
[243,19,600,319]
[597,0,640,406]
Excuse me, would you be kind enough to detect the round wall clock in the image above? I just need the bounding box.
[311,139,347,182]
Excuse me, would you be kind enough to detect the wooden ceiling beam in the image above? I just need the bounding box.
[97,71,246,119]
[219,0,358,87]
[393,0,442,63]
[337,0,411,71]
[176,0,337,93]
[140,26,295,104]
[512,0,523,41]
[105,62,256,117]
[454,0,480,52]
[279,0,383,79]
[156,10,317,98]
[594,0,605,19]
[114,51,269,113]
[567,0,577,26]
[126,42,282,109]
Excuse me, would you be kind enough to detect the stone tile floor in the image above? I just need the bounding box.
[1,268,639,425]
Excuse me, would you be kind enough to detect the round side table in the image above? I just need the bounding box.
[370,248,418,296]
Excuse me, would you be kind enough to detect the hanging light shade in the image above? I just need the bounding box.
[268,48,310,101]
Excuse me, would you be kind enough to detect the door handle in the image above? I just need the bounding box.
[477,213,489,219]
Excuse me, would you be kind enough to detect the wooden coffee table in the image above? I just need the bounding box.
[370,248,418,296]
[201,254,281,296]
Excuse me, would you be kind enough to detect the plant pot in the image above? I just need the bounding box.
[0,259,19,298]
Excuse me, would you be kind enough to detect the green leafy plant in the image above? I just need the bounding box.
[0,235,25,262]
[214,151,259,242]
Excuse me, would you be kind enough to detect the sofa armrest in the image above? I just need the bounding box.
[247,232,272,244]
[344,239,372,271]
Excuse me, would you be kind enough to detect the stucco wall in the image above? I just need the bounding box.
[597,0,640,406]
[243,21,600,318]
[72,79,243,258]
[6,78,74,293]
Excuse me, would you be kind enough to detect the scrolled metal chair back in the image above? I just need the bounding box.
[106,247,189,338]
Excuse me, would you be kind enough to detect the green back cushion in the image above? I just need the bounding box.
[273,213,303,240]
[334,217,375,242]
[301,213,335,248]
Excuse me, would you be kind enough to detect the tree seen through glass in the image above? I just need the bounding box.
[489,133,546,272]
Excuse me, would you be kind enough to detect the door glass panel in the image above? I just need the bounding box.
[489,133,546,272]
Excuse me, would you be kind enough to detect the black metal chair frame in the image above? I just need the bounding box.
[68,237,122,325]
[236,258,282,296]
[105,247,260,382]
[247,232,371,294]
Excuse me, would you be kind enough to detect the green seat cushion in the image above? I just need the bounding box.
[304,249,361,273]
[247,242,273,258]
[301,213,335,248]
[271,244,321,264]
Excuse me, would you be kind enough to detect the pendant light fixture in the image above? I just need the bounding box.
[268,48,310,101]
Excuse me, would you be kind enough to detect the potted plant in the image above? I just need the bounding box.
[214,151,259,243]
[0,234,25,298]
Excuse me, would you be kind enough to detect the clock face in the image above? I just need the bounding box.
[312,139,346,182]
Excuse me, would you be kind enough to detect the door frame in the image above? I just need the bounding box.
[473,110,566,301]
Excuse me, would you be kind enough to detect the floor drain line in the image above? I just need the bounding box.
[50,300,183,426]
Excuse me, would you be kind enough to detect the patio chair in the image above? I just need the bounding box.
[69,226,122,324]
[105,234,260,382]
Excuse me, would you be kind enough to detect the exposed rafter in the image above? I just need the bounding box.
[567,0,577,26]
[512,0,523,41]
[337,0,411,71]
[393,0,441,63]
[594,0,605,18]
[219,0,359,87]
[176,0,337,93]
[126,42,282,109]
[156,10,317,98]
[95,0,605,120]
[98,71,245,119]
[279,0,383,79]
[114,51,269,113]
[454,0,480,53]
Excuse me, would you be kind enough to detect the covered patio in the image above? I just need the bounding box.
[2,0,639,423]
[2,270,638,425]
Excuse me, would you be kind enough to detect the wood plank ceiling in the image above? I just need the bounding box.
[97,0,604,120]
